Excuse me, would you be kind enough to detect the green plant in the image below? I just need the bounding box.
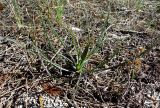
[24,0,110,76]
[54,0,64,24]
[64,12,110,73]
[75,42,91,72]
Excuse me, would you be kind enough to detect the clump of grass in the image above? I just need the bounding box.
[63,9,111,73]
[11,0,111,76]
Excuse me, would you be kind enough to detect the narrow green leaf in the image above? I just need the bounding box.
[80,43,90,64]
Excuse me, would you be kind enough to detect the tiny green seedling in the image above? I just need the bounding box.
[75,42,91,73]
